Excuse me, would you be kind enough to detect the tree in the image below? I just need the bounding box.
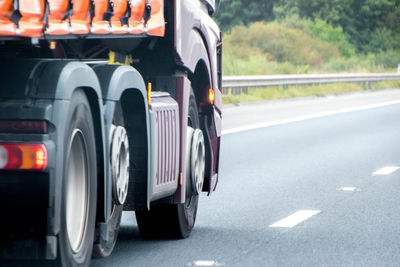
[216,0,400,52]
[216,0,275,31]
[275,0,400,52]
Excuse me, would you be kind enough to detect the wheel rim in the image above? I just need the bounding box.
[110,125,129,205]
[190,129,205,195]
[65,129,89,253]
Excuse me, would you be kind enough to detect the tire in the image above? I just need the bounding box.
[92,205,123,258]
[58,89,97,267]
[136,89,201,239]
[92,103,126,258]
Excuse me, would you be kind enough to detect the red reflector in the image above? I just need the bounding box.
[0,144,48,170]
[0,121,48,134]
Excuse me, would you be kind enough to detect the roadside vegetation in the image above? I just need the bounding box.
[216,0,400,103]
[223,19,399,76]
[222,81,400,105]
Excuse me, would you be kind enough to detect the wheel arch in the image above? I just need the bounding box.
[42,61,107,236]
[93,65,150,216]
[190,58,211,106]
[53,62,106,225]
[185,30,217,191]
[81,87,107,225]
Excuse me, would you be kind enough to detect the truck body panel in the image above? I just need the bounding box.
[149,93,180,201]
[174,0,221,195]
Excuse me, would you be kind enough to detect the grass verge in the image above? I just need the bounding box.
[222,80,400,105]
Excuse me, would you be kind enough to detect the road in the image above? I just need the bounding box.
[92,89,400,266]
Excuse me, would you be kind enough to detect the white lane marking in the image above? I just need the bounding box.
[222,100,400,135]
[188,261,223,266]
[269,210,321,228]
[338,187,359,192]
[373,166,400,176]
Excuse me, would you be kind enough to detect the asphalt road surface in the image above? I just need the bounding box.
[92,90,400,267]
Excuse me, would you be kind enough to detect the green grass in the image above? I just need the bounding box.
[222,80,400,104]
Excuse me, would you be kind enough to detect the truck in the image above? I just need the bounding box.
[0,0,222,266]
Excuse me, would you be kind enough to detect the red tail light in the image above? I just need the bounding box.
[0,144,47,170]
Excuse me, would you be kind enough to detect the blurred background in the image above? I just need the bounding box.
[215,0,400,104]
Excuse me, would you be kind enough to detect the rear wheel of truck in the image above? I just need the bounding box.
[93,102,128,258]
[136,89,204,239]
[58,89,97,267]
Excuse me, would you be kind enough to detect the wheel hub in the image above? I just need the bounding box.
[186,127,205,195]
[110,125,130,205]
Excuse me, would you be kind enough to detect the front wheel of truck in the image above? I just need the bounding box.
[136,89,203,239]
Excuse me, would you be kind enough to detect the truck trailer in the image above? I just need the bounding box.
[0,0,222,266]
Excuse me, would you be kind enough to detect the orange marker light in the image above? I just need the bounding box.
[209,88,215,103]
[148,82,152,105]
[50,41,56,50]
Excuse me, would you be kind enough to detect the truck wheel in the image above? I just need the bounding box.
[93,103,127,258]
[175,89,203,238]
[58,89,97,267]
[136,89,203,239]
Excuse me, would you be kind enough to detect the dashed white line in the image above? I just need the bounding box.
[222,100,400,135]
[187,261,223,266]
[338,187,359,192]
[269,210,321,228]
[373,166,400,176]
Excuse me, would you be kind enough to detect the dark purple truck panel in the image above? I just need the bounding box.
[174,0,221,196]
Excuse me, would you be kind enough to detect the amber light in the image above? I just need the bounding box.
[148,82,152,105]
[209,88,215,103]
[50,41,56,50]
[0,144,47,170]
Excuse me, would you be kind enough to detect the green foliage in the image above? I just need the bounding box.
[223,52,306,76]
[306,18,356,57]
[224,21,341,68]
[222,83,367,104]
[322,54,382,73]
[375,50,400,68]
[274,0,400,53]
[216,0,274,31]
[366,28,400,53]
[222,81,400,104]
[217,1,400,103]
[223,20,399,76]
[216,0,400,54]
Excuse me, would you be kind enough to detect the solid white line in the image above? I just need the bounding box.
[222,100,400,135]
[373,166,400,176]
[269,210,321,228]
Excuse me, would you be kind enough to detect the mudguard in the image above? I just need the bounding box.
[93,64,151,215]
[0,60,106,237]
[94,65,147,101]
[0,60,102,100]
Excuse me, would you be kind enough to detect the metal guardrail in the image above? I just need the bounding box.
[222,73,400,94]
